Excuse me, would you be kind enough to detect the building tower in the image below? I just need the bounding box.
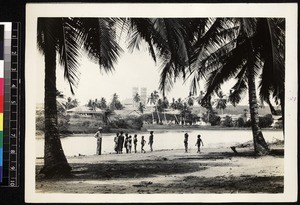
[140,87,147,105]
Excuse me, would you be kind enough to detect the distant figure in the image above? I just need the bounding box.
[195,134,204,153]
[141,136,146,153]
[128,135,132,153]
[118,131,125,154]
[114,133,119,154]
[124,133,129,153]
[94,127,103,155]
[133,134,138,153]
[148,131,154,152]
[184,133,189,153]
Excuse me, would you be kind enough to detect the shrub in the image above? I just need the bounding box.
[244,120,252,127]
[236,117,245,127]
[72,114,80,118]
[259,114,273,128]
[202,109,221,126]
[222,115,234,127]
[82,121,90,127]
[115,119,128,128]
[58,114,71,132]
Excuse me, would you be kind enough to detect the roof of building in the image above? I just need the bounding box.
[113,109,142,117]
[67,106,104,114]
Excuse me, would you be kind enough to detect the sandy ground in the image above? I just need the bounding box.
[36,146,284,194]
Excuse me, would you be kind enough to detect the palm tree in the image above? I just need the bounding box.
[151,18,284,154]
[37,18,122,177]
[187,92,195,107]
[196,91,204,106]
[162,97,169,123]
[103,108,114,125]
[170,98,176,110]
[133,93,141,107]
[99,97,107,109]
[110,93,124,110]
[138,102,145,114]
[148,91,161,124]
[214,91,227,115]
[189,18,284,155]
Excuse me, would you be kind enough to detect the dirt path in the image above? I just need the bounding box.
[36,148,284,194]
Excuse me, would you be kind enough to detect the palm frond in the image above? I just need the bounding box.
[57,18,82,94]
[79,18,123,72]
[228,65,248,106]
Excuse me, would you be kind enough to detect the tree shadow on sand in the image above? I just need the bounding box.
[69,159,208,180]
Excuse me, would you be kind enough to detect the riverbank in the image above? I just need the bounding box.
[36,145,284,194]
[36,126,283,139]
[144,124,283,131]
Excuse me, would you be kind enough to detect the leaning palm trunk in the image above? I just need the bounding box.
[247,56,269,155]
[40,36,71,177]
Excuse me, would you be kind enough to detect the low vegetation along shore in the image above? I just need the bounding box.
[36,142,284,194]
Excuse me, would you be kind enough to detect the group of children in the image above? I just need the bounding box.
[95,128,204,154]
[184,133,204,153]
[113,131,154,154]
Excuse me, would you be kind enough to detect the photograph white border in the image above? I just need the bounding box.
[25,3,298,203]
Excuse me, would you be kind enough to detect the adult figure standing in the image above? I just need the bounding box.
[133,134,138,153]
[195,134,204,153]
[118,131,125,154]
[148,131,154,152]
[94,127,103,155]
[184,133,189,153]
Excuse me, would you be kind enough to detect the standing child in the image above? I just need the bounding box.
[114,132,119,154]
[124,133,129,153]
[184,133,189,153]
[195,134,204,153]
[133,134,138,153]
[148,131,154,152]
[128,135,132,153]
[141,136,146,153]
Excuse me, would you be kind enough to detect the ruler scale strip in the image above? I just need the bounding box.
[0,25,4,182]
[0,22,19,187]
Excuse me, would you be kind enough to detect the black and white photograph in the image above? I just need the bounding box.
[25,3,297,203]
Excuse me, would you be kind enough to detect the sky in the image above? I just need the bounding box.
[36,25,248,106]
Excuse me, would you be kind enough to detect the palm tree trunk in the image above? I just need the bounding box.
[247,61,269,156]
[151,112,155,124]
[40,35,71,177]
[155,105,161,123]
[279,92,284,138]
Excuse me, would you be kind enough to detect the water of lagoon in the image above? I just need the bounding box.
[36,129,283,157]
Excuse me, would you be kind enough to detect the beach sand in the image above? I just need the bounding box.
[35,146,284,194]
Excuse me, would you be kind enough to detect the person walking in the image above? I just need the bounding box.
[133,134,138,153]
[128,135,132,153]
[118,131,125,154]
[141,136,146,153]
[94,127,103,155]
[114,132,119,154]
[184,133,189,153]
[148,131,154,152]
[195,134,204,153]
